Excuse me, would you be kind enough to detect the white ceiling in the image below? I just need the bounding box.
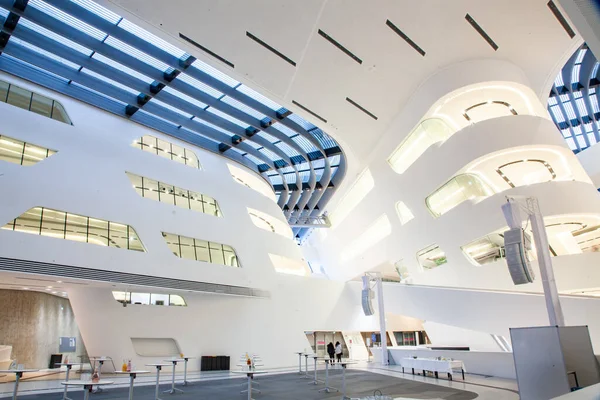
[102,0,581,177]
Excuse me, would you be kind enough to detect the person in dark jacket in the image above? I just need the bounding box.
[326,342,335,363]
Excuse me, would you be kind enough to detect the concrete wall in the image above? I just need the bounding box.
[0,289,86,369]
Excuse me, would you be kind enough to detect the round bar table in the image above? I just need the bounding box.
[162,359,185,394]
[56,363,83,400]
[0,369,39,400]
[180,357,195,386]
[339,360,359,400]
[60,381,113,400]
[114,370,150,400]
[317,359,338,394]
[309,356,323,385]
[295,352,303,374]
[146,363,172,400]
[231,369,268,400]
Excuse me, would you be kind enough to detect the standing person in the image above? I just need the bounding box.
[326,342,335,364]
[335,341,342,363]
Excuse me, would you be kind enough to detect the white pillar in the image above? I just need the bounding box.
[375,277,389,365]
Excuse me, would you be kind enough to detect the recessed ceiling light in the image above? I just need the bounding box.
[47,286,53,289]
[52,291,57,294]
[56,281,63,283]
[23,287,29,290]
[45,288,51,291]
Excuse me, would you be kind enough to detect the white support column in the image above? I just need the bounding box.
[526,197,565,327]
[375,276,389,365]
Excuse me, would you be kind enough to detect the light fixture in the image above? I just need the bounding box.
[23,287,29,290]
[52,291,57,294]
[47,286,53,289]
[56,281,62,283]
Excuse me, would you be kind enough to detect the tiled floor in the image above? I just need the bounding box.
[0,362,519,399]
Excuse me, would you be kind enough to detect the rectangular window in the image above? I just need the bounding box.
[0,80,71,124]
[417,244,448,270]
[161,232,240,267]
[14,207,43,234]
[30,93,53,118]
[109,222,128,249]
[0,135,55,166]
[65,213,88,243]
[40,209,66,239]
[6,85,32,110]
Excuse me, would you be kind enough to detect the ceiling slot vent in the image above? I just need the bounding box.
[547,1,576,39]
[179,33,235,68]
[318,29,362,64]
[292,100,327,123]
[246,32,296,66]
[465,14,498,51]
[346,97,378,120]
[385,19,425,56]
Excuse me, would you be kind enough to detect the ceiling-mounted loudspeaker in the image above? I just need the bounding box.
[361,276,374,316]
[503,227,535,285]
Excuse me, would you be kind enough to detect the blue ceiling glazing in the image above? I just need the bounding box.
[0,0,346,239]
[548,43,600,153]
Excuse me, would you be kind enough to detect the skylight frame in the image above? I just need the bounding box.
[29,0,107,40]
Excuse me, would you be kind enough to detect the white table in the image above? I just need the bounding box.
[179,357,195,386]
[0,369,39,400]
[400,358,465,380]
[146,363,172,400]
[56,363,83,400]
[162,359,184,394]
[60,380,114,400]
[295,352,304,374]
[303,353,314,378]
[231,369,268,400]
[114,370,150,400]
[318,359,338,394]
[309,356,323,385]
[339,360,358,399]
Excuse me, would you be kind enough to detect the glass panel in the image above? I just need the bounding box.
[169,294,186,306]
[127,172,144,196]
[185,149,200,168]
[209,242,225,265]
[88,217,109,246]
[108,222,128,249]
[51,102,71,124]
[21,143,48,166]
[174,187,190,209]
[179,235,195,260]
[156,139,171,160]
[143,177,160,202]
[150,293,169,306]
[13,207,42,234]
[203,196,220,217]
[189,192,205,213]
[40,209,66,239]
[0,136,25,164]
[130,292,150,305]
[6,85,32,111]
[163,233,180,256]
[0,81,9,102]
[388,118,453,174]
[223,245,238,267]
[65,213,88,243]
[171,143,186,165]
[128,227,144,251]
[417,244,447,270]
[395,201,414,225]
[159,182,176,205]
[426,174,493,217]
[141,135,157,153]
[112,291,130,304]
[29,93,53,118]
[194,239,210,262]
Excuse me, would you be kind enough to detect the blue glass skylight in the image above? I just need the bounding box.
[30,0,106,40]
[71,0,121,24]
[236,84,282,110]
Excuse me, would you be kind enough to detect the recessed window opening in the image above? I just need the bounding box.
[127,172,221,217]
[462,101,517,121]
[330,168,374,227]
[395,201,414,225]
[496,160,556,188]
[2,207,145,251]
[426,174,494,217]
[247,208,292,238]
[462,234,506,266]
[387,118,452,174]
[0,134,56,165]
[268,254,310,276]
[162,232,239,267]
[227,163,276,202]
[0,80,71,124]
[132,135,201,169]
[417,244,447,270]
[113,291,186,306]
